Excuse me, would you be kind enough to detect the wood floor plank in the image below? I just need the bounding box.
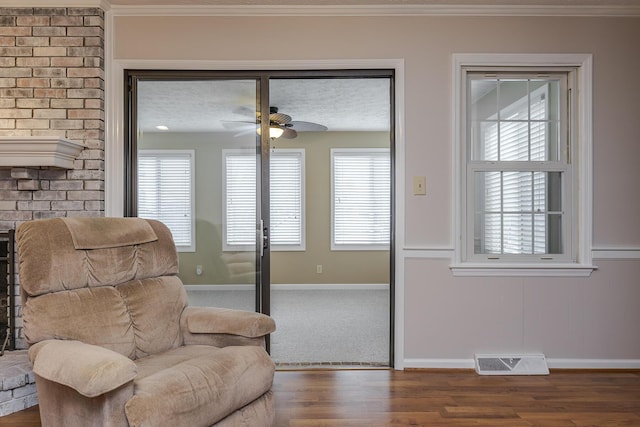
[2,369,639,426]
[441,405,520,418]
[0,406,41,427]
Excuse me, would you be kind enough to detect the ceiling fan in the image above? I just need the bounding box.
[223,106,328,139]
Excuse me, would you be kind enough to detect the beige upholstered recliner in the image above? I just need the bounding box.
[16,217,276,427]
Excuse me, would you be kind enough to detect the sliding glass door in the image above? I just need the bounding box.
[267,76,393,367]
[125,72,265,313]
[124,70,395,366]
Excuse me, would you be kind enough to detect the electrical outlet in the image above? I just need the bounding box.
[316,264,323,274]
[196,265,202,276]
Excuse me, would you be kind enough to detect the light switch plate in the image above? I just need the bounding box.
[413,176,426,195]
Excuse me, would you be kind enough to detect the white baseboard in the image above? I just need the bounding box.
[184,284,253,291]
[546,358,640,369]
[403,358,475,369]
[272,283,388,290]
[184,283,388,291]
[404,358,640,370]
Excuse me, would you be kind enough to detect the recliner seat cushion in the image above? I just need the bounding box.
[125,345,275,427]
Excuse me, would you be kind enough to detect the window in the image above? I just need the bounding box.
[138,150,195,252]
[223,151,256,249]
[453,54,594,276]
[223,149,305,251]
[470,75,567,258]
[331,148,391,251]
[269,149,305,250]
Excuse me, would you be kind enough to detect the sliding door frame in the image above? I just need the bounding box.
[107,59,405,369]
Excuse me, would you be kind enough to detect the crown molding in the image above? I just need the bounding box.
[5,1,640,17]
[5,0,111,9]
[109,4,640,17]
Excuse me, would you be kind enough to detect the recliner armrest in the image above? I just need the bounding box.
[182,306,276,338]
[29,340,137,398]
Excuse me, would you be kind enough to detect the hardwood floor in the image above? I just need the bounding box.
[274,369,640,426]
[2,369,640,426]
[0,405,40,427]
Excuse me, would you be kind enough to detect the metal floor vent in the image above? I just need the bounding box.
[475,353,549,375]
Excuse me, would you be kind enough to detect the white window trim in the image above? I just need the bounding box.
[451,53,596,277]
[138,149,196,252]
[331,148,391,251]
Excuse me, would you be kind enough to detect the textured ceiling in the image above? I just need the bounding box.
[137,78,391,133]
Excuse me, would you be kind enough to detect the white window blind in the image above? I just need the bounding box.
[138,150,195,251]
[269,150,305,250]
[332,148,391,250]
[480,87,549,255]
[224,153,256,247]
[223,149,305,250]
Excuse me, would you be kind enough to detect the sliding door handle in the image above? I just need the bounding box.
[259,220,269,257]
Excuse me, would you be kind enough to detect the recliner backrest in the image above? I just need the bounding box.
[17,217,187,359]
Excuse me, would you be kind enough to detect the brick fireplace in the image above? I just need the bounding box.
[0,6,106,415]
[0,230,15,354]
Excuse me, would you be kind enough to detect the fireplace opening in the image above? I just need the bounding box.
[0,229,15,355]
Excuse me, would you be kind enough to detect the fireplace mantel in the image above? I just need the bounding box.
[0,137,85,169]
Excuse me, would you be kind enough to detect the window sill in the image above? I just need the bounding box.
[449,263,597,277]
[331,245,390,251]
[271,246,306,252]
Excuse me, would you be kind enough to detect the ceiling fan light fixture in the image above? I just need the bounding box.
[256,125,284,139]
[269,126,284,139]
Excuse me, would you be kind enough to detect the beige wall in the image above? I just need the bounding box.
[141,131,390,285]
[114,14,640,364]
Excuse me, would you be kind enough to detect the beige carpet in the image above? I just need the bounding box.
[187,286,390,366]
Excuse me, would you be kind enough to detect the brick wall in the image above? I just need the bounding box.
[0,7,105,349]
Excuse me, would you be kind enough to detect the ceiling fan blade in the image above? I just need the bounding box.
[232,106,257,118]
[222,120,255,130]
[290,121,328,132]
[233,127,258,137]
[281,128,298,139]
[270,112,292,124]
